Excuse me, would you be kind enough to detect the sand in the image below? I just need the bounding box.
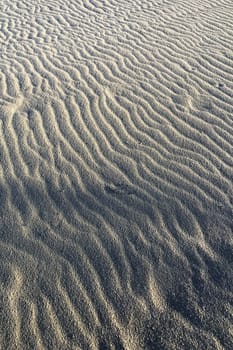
[0,0,233,349]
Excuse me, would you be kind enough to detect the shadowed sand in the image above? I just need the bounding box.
[0,0,233,349]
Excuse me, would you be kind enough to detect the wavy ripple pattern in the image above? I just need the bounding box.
[0,0,233,349]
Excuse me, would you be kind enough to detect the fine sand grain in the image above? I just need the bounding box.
[0,0,233,349]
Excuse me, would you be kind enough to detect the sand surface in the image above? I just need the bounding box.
[0,0,233,349]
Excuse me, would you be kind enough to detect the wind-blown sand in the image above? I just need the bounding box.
[0,0,233,349]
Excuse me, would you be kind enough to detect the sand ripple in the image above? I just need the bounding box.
[0,0,233,349]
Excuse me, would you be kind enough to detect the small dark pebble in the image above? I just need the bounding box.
[217,82,224,89]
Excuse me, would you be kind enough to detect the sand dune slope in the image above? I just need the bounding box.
[0,0,233,349]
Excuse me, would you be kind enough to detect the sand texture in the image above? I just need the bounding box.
[0,0,233,349]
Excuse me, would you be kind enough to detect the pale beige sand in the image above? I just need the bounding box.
[0,0,233,349]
